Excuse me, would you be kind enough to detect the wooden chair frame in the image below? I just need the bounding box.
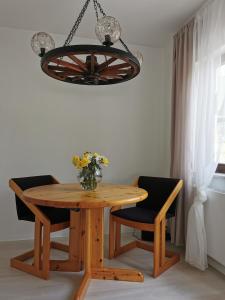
[9,177,70,280]
[109,178,183,278]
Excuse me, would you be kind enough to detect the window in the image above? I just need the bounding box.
[216,55,225,173]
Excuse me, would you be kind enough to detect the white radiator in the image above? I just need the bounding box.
[205,183,225,269]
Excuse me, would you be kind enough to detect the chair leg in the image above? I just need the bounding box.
[10,219,71,280]
[34,219,42,270]
[10,219,46,280]
[109,215,115,259]
[115,223,121,253]
[160,218,166,267]
[153,218,180,278]
[153,223,161,277]
[42,223,51,280]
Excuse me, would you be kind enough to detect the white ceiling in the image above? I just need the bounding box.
[0,0,206,47]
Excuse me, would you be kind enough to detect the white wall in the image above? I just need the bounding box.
[0,27,170,241]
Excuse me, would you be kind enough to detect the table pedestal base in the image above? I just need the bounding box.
[71,208,144,300]
[74,268,144,300]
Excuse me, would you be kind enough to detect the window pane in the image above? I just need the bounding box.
[216,63,225,163]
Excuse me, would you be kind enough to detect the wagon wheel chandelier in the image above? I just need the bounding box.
[31,0,143,85]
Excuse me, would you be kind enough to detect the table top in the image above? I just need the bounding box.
[23,183,148,209]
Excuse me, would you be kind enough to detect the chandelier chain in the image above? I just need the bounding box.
[93,0,99,20]
[64,0,91,46]
[95,0,106,17]
[119,38,131,53]
[93,0,131,53]
[64,0,131,54]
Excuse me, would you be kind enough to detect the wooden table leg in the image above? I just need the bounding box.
[50,210,83,272]
[73,209,91,300]
[73,208,144,300]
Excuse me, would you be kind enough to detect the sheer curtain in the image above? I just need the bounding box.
[171,0,225,270]
[185,0,225,270]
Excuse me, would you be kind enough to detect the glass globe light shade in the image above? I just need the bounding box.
[31,32,55,56]
[133,50,143,66]
[95,16,121,45]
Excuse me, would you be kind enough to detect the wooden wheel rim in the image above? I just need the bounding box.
[41,45,140,85]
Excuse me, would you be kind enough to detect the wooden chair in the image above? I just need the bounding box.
[9,175,70,280]
[109,176,183,278]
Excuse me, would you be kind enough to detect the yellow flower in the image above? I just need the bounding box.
[72,152,109,169]
[72,156,82,169]
[83,152,90,158]
[80,156,90,168]
[93,152,101,159]
[102,156,109,166]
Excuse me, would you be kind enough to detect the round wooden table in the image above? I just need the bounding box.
[23,183,148,300]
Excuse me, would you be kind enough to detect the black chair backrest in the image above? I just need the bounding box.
[137,176,180,216]
[11,175,57,221]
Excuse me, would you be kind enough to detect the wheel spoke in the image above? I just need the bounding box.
[103,63,130,72]
[54,71,84,77]
[101,69,129,76]
[101,75,123,80]
[51,58,84,73]
[48,65,71,72]
[97,57,118,72]
[68,55,88,72]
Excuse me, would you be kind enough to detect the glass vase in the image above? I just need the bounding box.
[77,168,102,191]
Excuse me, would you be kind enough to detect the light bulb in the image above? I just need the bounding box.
[31,32,55,57]
[95,16,121,46]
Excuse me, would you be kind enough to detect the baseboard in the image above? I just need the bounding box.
[208,256,225,276]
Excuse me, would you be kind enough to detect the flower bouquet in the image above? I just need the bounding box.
[72,152,109,191]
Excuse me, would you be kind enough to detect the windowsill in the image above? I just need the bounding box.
[208,173,225,194]
[214,172,225,178]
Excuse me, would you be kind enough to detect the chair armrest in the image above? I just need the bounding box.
[131,177,139,187]
[9,179,51,225]
[51,176,60,184]
[155,179,183,224]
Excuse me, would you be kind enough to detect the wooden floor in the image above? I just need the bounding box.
[0,237,225,300]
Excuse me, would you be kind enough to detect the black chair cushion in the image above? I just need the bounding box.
[12,175,70,224]
[23,206,70,224]
[137,176,180,216]
[112,207,173,224]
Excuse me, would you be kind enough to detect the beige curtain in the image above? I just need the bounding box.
[170,19,194,246]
